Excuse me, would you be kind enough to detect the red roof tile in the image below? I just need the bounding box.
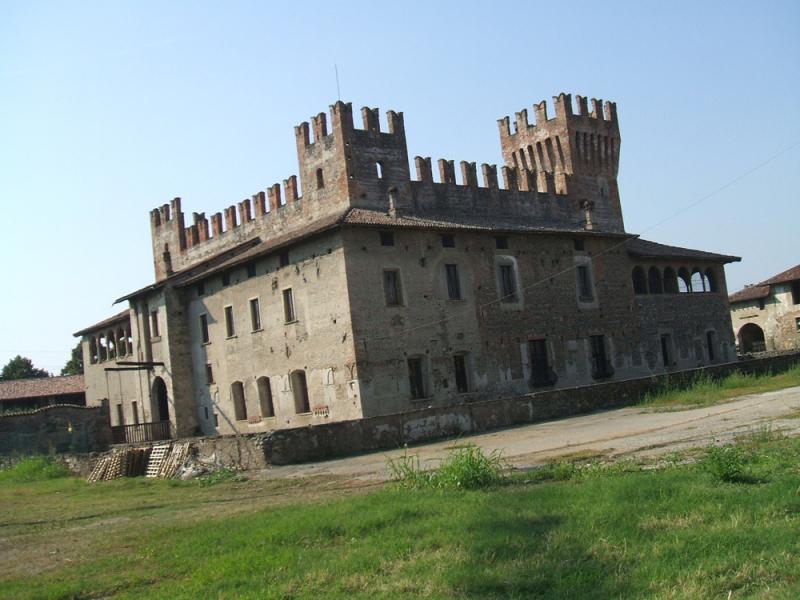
[0,375,85,402]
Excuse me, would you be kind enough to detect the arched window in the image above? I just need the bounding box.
[98,335,108,361]
[291,370,310,414]
[89,337,98,364]
[376,161,384,179]
[677,268,691,293]
[315,168,324,189]
[691,269,706,292]
[231,381,247,421]
[647,267,663,294]
[257,376,274,418]
[631,267,647,295]
[705,268,718,292]
[663,267,678,294]
[116,327,126,356]
[107,330,116,359]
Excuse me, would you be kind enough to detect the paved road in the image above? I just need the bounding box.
[263,386,800,481]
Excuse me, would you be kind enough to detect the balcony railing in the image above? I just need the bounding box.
[111,420,172,445]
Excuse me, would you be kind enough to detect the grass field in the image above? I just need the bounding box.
[1,429,799,599]
[639,364,800,409]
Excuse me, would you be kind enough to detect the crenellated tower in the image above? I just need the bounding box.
[498,93,624,231]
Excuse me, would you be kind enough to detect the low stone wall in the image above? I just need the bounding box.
[0,404,112,456]
[260,352,800,465]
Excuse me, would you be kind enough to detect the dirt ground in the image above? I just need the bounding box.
[260,386,800,481]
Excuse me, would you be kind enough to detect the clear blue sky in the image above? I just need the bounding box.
[1,1,798,374]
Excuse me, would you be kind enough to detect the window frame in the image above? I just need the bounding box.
[199,314,210,344]
[445,263,462,300]
[283,288,296,323]
[407,356,427,400]
[249,297,262,332]
[383,269,403,306]
[224,305,235,338]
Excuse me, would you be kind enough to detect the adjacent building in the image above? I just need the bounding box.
[0,375,85,413]
[729,264,800,353]
[75,92,739,441]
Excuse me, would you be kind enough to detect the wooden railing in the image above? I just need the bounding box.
[111,420,171,445]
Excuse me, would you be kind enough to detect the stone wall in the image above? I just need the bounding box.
[0,404,112,456]
[259,352,800,465]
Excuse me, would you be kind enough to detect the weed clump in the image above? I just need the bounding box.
[197,468,246,487]
[388,444,507,490]
[0,456,70,483]
[704,444,748,483]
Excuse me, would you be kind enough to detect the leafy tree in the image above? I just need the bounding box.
[61,342,84,376]
[0,355,50,380]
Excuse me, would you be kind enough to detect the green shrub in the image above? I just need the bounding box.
[0,457,70,483]
[704,444,747,482]
[197,467,246,487]
[388,444,507,490]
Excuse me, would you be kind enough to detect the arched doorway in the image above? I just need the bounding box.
[738,323,766,353]
[152,377,170,422]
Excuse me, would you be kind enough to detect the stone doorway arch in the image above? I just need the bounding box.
[738,323,766,353]
[151,376,170,422]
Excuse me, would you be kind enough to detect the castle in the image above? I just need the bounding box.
[75,92,739,441]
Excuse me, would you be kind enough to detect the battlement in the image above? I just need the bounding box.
[294,101,406,148]
[498,92,618,138]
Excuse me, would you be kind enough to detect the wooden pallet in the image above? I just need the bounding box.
[146,444,171,478]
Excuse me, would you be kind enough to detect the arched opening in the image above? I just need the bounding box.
[291,370,310,414]
[691,269,706,292]
[738,323,766,353]
[315,168,324,189]
[376,161,384,179]
[677,268,691,293]
[631,267,647,295]
[257,376,274,418]
[107,330,116,359]
[647,266,663,294]
[89,337,98,364]
[116,327,126,356]
[705,268,718,292]
[152,377,170,422]
[231,381,247,421]
[98,335,108,361]
[663,267,678,294]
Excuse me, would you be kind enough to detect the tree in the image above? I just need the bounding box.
[61,342,84,376]
[0,355,50,380]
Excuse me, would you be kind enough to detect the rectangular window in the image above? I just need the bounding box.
[792,281,800,305]
[224,305,235,337]
[577,265,594,301]
[573,238,585,251]
[279,251,290,267]
[499,264,517,303]
[116,404,124,426]
[213,413,219,427]
[383,269,402,306]
[660,334,672,366]
[529,339,554,386]
[758,298,765,310]
[796,317,800,332]
[150,310,160,337]
[199,314,209,344]
[441,234,455,248]
[590,335,613,379]
[197,282,205,297]
[247,263,256,278]
[131,401,139,425]
[221,271,230,287]
[204,406,209,420]
[495,236,508,250]
[453,354,469,393]
[706,331,716,361]
[408,357,426,399]
[249,298,261,331]
[205,363,214,384]
[380,231,395,246]
[445,264,461,300]
[283,288,296,322]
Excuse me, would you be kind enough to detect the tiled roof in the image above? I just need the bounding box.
[759,263,800,286]
[728,285,770,304]
[728,263,800,304]
[625,238,740,263]
[0,375,85,402]
[73,309,131,337]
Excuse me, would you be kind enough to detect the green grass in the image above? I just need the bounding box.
[1,434,799,598]
[639,364,800,409]
[0,456,70,484]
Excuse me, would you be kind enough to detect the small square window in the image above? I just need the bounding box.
[574,238,585,251]
[279,251,290,267]
[221,272,230,287]
[441,234,455,248]
[246,263,256,278]
[380,231,395,247]
[495,236,508,250]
